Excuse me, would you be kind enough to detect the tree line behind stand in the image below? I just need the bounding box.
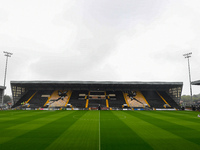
[181,93,200,107]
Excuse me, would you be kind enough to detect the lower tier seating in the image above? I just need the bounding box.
[126,91,150,108]
[88,99,106,107]
[158,91,179,108]
[12,90,36,108]
[68,91,86,108]
[109,91,126,108]
[12,89,179,109]
[29,90,54,108]
[48,90,69,107]
[141,91,165,108]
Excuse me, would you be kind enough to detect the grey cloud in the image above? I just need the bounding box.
[30,38,117,80]
[0,9,8,23]
[30,52,120,80]
[31,0,167,80]
[81,0,168,28]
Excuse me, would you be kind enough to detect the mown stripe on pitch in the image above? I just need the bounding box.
[100,111,153,150]
[139,111,200,132]
[46,111,99,150]
[0,111,67,145]
[0,111,87,150]
[0,110,48,123]
[0,111,73,144]
[132,111,200,146]
[122,111,200,150]
[156,111,200,124]
[0,110,56,130]
[171,110,199,116]
[0,110,31,120]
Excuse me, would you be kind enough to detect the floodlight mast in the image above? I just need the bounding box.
[183,52,193,106]
[2,51,13,104]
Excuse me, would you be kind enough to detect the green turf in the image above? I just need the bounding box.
[0,110,200,150]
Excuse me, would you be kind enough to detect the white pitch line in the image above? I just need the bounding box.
[99,110,101,150]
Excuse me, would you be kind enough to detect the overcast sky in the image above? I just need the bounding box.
[1,0,200,95]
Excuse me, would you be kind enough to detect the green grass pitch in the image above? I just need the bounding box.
[0,110,200,150]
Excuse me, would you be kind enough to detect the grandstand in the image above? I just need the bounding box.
[192,80,200,85]
[0,86,6,105]
[11,81,183,110]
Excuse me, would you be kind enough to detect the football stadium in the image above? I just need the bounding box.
[1,1,200,149]
[1,80,200,149]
